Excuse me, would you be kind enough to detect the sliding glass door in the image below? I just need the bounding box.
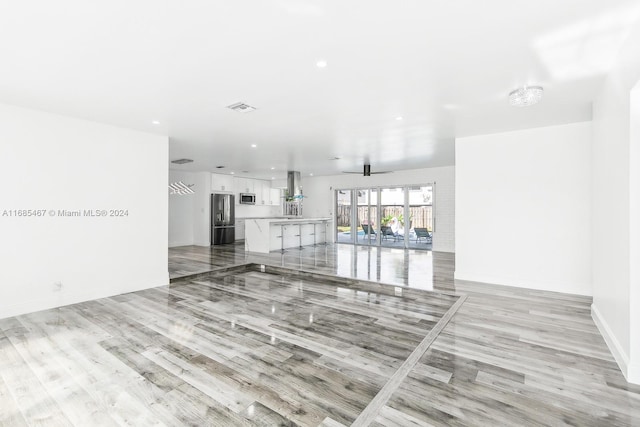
[407,186,433,249]
[356,189,378,246]
[335,190,353,244]
[336,184,434,250]
[380,187,404,248]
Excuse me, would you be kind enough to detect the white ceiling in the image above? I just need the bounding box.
[1,1,639,179]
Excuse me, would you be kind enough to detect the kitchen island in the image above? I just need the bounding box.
[244,217,332,253]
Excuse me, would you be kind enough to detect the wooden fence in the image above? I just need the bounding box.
[336,205,433,230]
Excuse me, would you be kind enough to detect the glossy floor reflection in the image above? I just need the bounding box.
[170,243,452,292]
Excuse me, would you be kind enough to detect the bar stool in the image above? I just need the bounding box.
[311,222,318,246]
[318,220,328,245]
[297,224,304,249]
[278,224,286,253]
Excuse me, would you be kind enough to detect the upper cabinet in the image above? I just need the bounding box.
[253,180,263,204]
[251,180,268,205]
[231,178,280,205]
[260,181,271,205]
[234,177,254,194]
[270,188,281,205]
[211,173,234,193]
[257,181,281,205]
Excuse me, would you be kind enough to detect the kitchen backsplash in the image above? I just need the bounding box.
[235,203,281,218]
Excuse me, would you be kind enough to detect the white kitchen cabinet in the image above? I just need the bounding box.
[235,219,245,240]
[261,181,271,205]
[246,179,255,193]
[234,177,254,194]
[211,173,234,192]
[232,178,279,204]
[233,177,244,193]
[252,180,262,204]
[270,188,281,205]
[263,183,272,205]
[259,180,277,205]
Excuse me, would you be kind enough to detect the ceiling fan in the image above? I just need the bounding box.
[342,164,392,176]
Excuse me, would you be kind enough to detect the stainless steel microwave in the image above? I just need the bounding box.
[239,193,256,204]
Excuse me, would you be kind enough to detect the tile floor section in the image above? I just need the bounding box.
[1,242,639,426]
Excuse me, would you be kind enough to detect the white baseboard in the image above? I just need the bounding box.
[591,303,638,384]
[0,274,169,321]
[169,240,194,248]
[454,271,591,296]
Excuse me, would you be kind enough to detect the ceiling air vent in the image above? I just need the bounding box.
[171,158,193,164]
[227,102,257,113]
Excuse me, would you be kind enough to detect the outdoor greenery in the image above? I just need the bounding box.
[397,213,413,227]
[381,214,395,226]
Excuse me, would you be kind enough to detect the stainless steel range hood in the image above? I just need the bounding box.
[287,171,302,198]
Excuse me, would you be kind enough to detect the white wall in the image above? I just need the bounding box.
[590,20,640,384]
[0,103,168,319]
[455,122,592,295]
[169,170,195,247]
[168,171,212,247]
[630,82,640,383]
[301,166,455,252]
[192,172,212,246]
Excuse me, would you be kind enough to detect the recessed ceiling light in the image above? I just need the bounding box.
[230,171,235,175]
[271,177,275,180]
[309,173,313,176]
[270,167,275,170]
[395,116,403,121]
[251,144,257,148]
[316,60,327,68]
[152,120,160,125]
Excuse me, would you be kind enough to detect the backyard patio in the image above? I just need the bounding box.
[336,226,433,250]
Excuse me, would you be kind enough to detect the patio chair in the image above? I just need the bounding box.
[414,228,432,243]
[361,224,376,236]
[381,225,398,241]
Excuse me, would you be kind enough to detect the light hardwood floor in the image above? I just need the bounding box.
[1,243,639,426]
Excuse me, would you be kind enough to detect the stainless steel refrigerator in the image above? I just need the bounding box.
[211,193,235,245]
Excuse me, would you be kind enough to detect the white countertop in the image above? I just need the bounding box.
[269,217,332,225]
[239,216,331,221]
[236,216,293,220]
[245,217,331,224]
